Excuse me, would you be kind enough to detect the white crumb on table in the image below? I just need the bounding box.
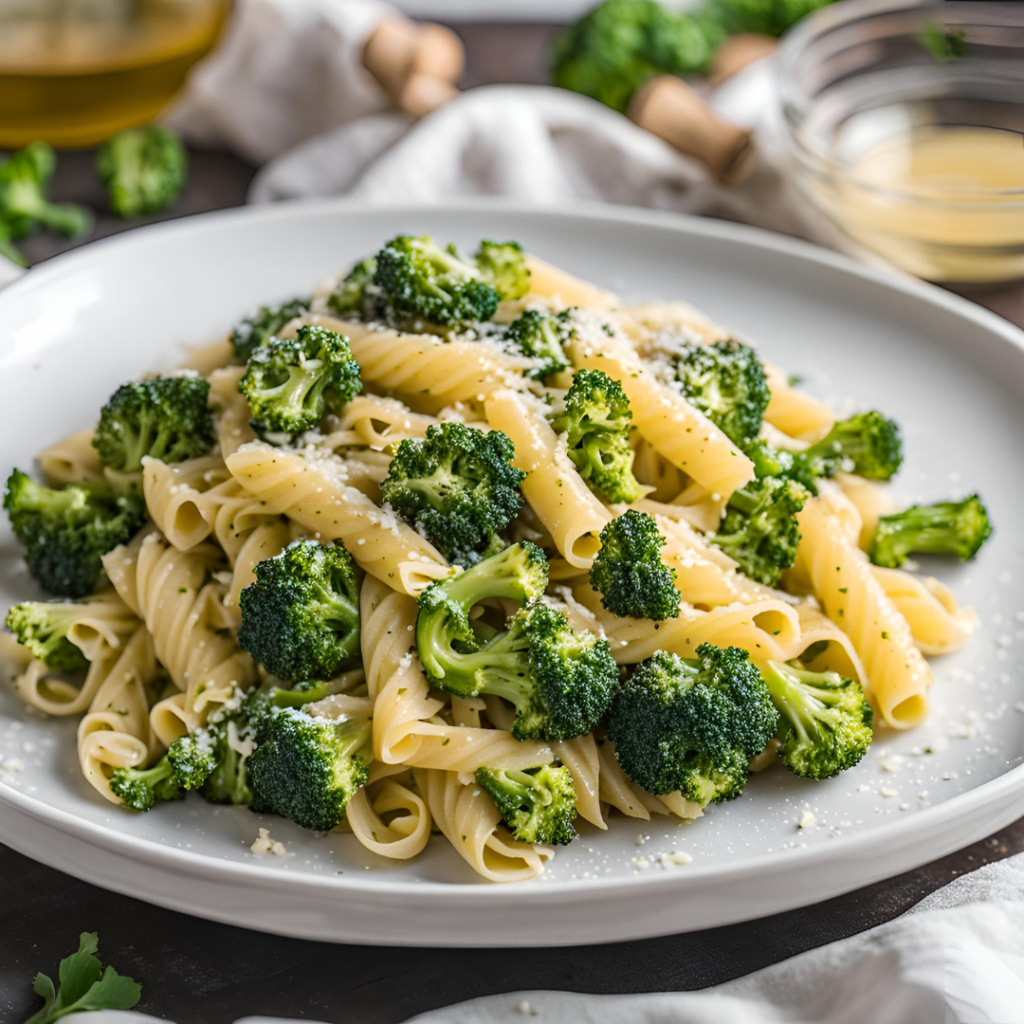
[797,810,816,829]
[251,827,287,856]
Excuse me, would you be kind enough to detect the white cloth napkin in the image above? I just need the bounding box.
[165,0,877,267]
[73,851,1024,1023]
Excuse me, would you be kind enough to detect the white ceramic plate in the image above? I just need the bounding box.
[1,200,1022,946]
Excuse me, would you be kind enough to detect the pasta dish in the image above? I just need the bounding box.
[0,235,992,883]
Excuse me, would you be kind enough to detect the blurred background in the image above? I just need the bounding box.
[0,0,1021,295]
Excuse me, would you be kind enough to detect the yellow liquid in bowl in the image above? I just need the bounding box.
[817,125,1024,283]
[0,0,230,148]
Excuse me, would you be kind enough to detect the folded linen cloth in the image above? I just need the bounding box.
[71,851,1024,1023]
[165,0,878,268]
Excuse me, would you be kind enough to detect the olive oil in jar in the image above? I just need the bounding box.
[0,0,231,148]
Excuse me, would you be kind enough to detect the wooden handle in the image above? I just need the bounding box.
[708,34,778,86]
[629,75,756,184]
[362,15,465,115]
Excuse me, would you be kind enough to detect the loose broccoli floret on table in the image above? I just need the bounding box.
[4,471,146,598]
[607,644,778,806]
[550,368,642,505]
[760,660,873,779]
[799,411,902,481]
[712,476,808,587]
[109,757,184,812]
[230,296,311,362]
[93,375,214,473]
[503,309,572,380]
[869,494,992,568]
[476,764,578,845]
[0,141,91,240]
[674,339,770,448]
[238,324,362,436]
[590,511,680,621]
[249,705,372,831]
[380,422,525,568]
[551,0,723,113]
[416,543,616,741]
[5,600,89,672]
[95,125,188,218]
[238,540,362,683]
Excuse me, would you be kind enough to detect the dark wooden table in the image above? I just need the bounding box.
[3,21,1024,1024]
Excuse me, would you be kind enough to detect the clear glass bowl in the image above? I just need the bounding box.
[777,0,1024,284]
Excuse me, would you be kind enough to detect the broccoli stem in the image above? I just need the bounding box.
[760,662,841,748]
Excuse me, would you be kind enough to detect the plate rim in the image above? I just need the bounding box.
[2,195,1023,904]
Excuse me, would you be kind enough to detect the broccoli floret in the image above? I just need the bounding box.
[380,422,525,568]
[238,540,362,683]
[550,368,642,505]
[503,309,572,380]
[230,296,311,362]
[713,476,809,587]
[590,511,680,621]
[238,325,362,437]
[372,235,527,328]
[5,600,88,672]
[109,757,184,812]
[551,0,723,113]
[249,706,371,831]
[0,141,91,240]
[674,339,770,448]
[745,439,820,494]
[800,411,902,481]
[95,126,188,218]
[93,375,214,473]
[416,542,616,741]
[706,0,836,37]
[476,764,577,845]
[328,257,379,320]
[4,471,146,598]
[474,240,531,301]
[607,644,778,805]
[760,660,873,779]
[869,494,992,569]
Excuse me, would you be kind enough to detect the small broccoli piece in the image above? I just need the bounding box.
[745,439,820,494]
[503,309,572,380]
[230,296,311,362]
[417,542,617,741]
[760,660,873,779]
[590,511,680,621]
[93,375,214,473]
[705,0,836,37]
[238,540,362,683]
[474,240,531,301]
[380,422,525,567]
[550,368,642,505]
[165,730,220,792]
[95,126,188,218]
[0,141,91,240]
[476,764,577,845]
[4,471,146,598]
[674,339,770,447]
[249,706,371,831]
[869,494,992,569]
[551,0,723,113]
[109,756,184,812]
[800,411,903,481]
[328,257,379,320]
[607,644,778,805]
[373,235,526,328]
[919,21,968,63]
[238,325,362,436]
[713,476,808,587]
[5,600,88,672]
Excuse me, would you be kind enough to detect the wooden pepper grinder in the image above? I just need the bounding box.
[628,75,757,184]
[708,34,779,86]
[362,15,466,118]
